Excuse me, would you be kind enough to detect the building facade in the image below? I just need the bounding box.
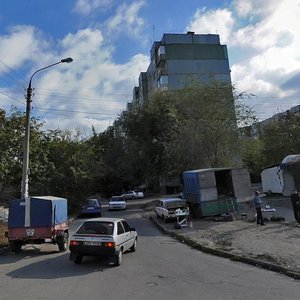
[131,31,232,108]
[245,104,300,138]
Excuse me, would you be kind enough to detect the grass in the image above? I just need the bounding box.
[0,222,8,246]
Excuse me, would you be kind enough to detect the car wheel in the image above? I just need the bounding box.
[131,196,135,200]
[57,232,68,252]
[73,255,83,264]
[130,239,137,252]
[162,215,167,223]
[114,250,123,266]
[10,241,22,253]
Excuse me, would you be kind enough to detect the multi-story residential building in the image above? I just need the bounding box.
[128,32,233,193]
[245,104,300,138]
[131,31,232,108]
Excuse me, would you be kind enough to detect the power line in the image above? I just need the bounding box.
[35,92,129,104]
[33,92,57,129]
[33,106,119,115]
[0,59,26,91]
[0,90,24,105]
[36,87,131,96]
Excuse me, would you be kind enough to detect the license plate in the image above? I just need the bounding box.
[87,207,94,210]
[84,241,101,246]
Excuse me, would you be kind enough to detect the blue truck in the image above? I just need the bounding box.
[7,196,69,253]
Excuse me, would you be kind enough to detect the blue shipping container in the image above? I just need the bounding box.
[183,171,201,203]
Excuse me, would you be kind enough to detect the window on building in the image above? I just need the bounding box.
[158,46,165,56]
[158,75,168,87]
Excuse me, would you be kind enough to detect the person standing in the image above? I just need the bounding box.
[253,191,265,225]
[290,190,300,223]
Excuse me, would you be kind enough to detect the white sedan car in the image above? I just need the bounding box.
[109,196,126,210]
[69,217,137,266]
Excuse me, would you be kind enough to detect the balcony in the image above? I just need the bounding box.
[156,46,166,67]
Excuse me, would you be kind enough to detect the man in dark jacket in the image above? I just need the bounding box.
[253,191,265,225]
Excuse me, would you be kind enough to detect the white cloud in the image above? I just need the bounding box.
[233,0,284,18]
[0,25,149,133]
[32,28,149,133]
[0,26,49,71]
[186,8,234,44]
[187,0,300,121]
[73,0,114,15]
[105,0,145,38]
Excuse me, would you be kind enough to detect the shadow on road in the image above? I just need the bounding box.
[5,252,117,279]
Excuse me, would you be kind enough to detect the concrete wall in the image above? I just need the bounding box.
[231,168,253,202]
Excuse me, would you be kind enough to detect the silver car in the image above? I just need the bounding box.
[121,190,138,200]
[69,218,137,266]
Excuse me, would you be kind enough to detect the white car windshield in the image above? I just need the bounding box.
[111,197,124,202]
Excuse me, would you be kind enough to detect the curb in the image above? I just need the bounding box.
[150,216,300,280]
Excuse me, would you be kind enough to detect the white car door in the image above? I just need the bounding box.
[116,221,127,251]
[121,220,135,250]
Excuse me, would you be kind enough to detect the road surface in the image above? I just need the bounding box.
[0,205,299,300]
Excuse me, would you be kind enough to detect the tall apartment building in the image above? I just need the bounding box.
[131,31,232,108]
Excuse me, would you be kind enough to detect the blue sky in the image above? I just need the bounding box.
[0,0,299,134]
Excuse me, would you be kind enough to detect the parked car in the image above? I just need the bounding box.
[109,196,126,210]
[69,217,137,266]
[155,198,188,222]
[81,198,102,217]
[134,191,144,198]
[121,190,139,200]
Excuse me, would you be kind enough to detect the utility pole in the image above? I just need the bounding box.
[21,57,73,199]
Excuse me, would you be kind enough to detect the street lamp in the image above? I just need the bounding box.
[21,57,73,199]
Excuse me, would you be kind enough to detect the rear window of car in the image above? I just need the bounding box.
[84,199,99,206]
[76,221,114,235]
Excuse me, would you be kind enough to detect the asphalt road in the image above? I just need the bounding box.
[0,205,299,300]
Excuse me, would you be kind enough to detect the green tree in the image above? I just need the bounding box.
[260,114,300,165]
[240,137,264,180]
[161,81,256,174]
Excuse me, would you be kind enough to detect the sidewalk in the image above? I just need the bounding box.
[149,198,300,280]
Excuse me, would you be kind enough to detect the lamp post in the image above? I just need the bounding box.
[21,57,73,199]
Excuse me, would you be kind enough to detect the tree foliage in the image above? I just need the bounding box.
[0,80,260,204]
[260,114,300,165]
[96,81,257,190]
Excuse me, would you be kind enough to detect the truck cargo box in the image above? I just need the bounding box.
[8,196,68,228]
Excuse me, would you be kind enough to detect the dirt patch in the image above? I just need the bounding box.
[0,223,8,246]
